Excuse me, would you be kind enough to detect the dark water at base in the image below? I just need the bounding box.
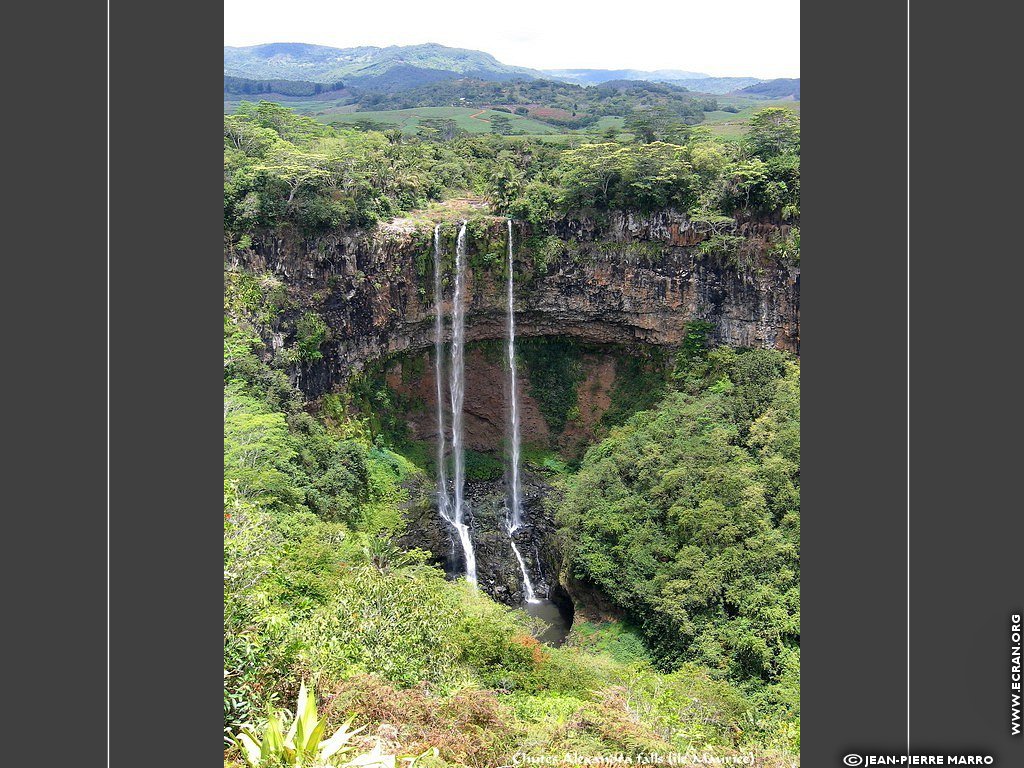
[522,599,572,646]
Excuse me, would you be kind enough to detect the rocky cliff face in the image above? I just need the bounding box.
[380,343,648,459]
[398,469,559,607]
[229,209,800,400]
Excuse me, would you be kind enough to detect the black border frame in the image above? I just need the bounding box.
[16,1,1017,765]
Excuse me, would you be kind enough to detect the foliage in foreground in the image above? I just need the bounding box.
[234,681,365,767]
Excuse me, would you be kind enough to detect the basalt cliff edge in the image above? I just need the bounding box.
[229,209,800,400]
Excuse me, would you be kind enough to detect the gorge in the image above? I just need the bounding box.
[228,207,800,628]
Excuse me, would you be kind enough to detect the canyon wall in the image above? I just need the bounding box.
[229,209,800,401]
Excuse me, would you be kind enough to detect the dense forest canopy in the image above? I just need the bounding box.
[224,100,799,239]
[559,346,800,699]
[224,75,348,97]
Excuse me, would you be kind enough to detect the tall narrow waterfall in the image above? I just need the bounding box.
[432,225,451,524]
[448,222,477,584]
[505,219,538,602]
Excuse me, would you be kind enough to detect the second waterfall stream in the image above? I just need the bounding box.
[505,219,539,602]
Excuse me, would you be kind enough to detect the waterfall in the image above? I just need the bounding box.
[448,222,477,584]
[505,219,538,603]
[432,225,451,525]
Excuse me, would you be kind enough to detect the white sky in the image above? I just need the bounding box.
[224,0,800,79]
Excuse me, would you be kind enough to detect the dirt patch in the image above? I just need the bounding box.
[528,106,578,120]
[384,346,628,459]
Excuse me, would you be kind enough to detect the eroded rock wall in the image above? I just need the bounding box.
[229,210,799,400]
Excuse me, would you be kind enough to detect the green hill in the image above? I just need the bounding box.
[662,76,763,94]
[223,42,545,87]
[735,78,801,99]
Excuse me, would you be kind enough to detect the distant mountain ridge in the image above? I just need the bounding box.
[223,42,545,86]
[663,77,763,94]
[542,68,710,84]
[223,42,797,97]
[734,78,800,99]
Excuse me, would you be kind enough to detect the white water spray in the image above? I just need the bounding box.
[448,222,477,584]
[432,225,451,524]
[505,219,538,602]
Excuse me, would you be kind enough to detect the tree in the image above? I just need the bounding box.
[490,114,513,135]
[254,145,333,205]
[416,118,459,142]
[745,108,800,159]
[559,143,626,208]
[224,114,278,157]
[487,160,525,214]
[620,142,696,210]
[625,107,690,143]
[559,142,695,211]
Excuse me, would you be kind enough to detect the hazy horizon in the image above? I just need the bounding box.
[223,0,800,80]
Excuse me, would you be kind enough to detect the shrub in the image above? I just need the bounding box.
[324,676,520,767]
[295,312,328,362]
[233,681,366,767]
[291,565,464,689]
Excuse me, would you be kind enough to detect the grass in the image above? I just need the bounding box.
[520,443,572,474]
[701,97,800,140]
[565,620,652,665]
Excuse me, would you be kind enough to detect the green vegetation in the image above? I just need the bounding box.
[351,78,716,128]
[517,338,586,436]
[224,101,567,238]
[558,346,800,708]
[463,448,505,482]
[225,75,348,98]
[565,619,652,664]
[702,99,800,141]
[224,72,800,764]
[326,106,562,136]
[224,267,800,765]
[225,99,799,245]
[295,312,328,361]
[602,350,671,428]
[233,681,404,767]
